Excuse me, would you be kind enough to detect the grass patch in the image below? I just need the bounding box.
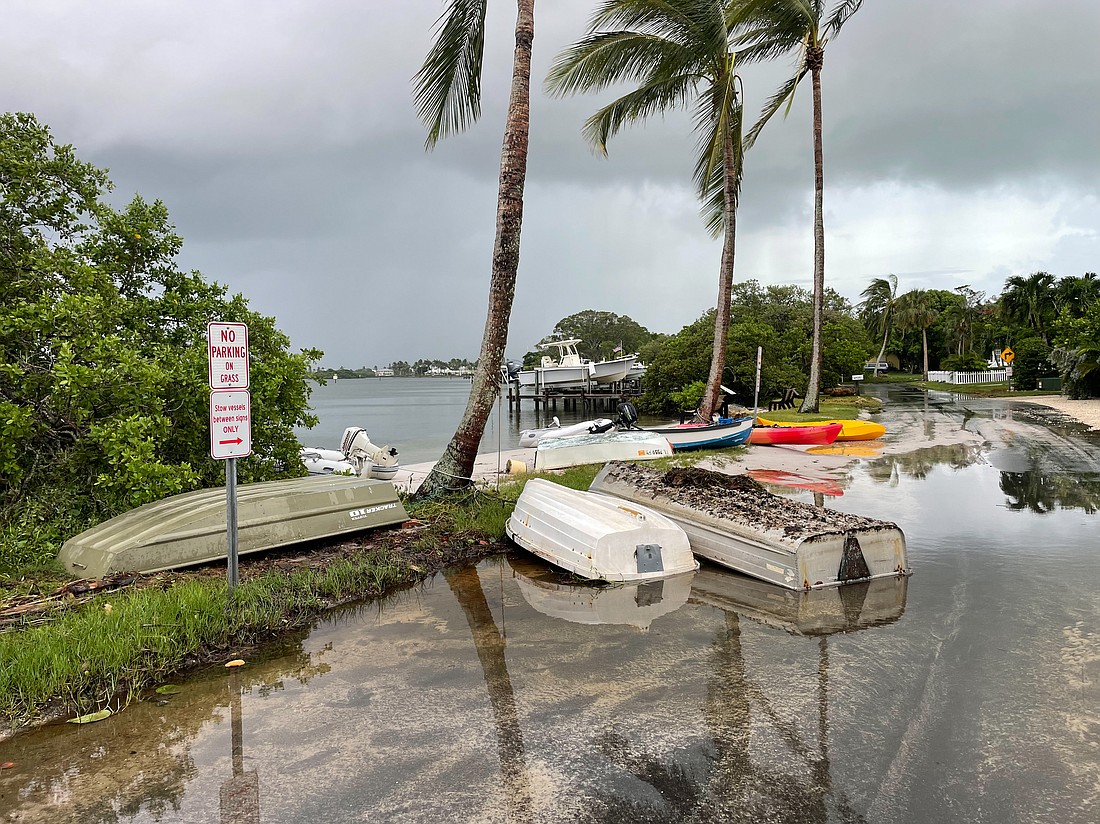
[754,395,883,423]
[0,546,416,727]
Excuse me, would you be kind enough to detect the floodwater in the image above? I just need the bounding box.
[4,386,1100,823]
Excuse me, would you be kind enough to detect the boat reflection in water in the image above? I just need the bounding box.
[689,563,908,636]
[505,555,694,630]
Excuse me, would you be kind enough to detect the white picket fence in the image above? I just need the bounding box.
[927,368,1012,385]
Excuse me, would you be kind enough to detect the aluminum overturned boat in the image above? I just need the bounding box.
[589,463,909,591]
[58,475,409,580]
[505,479,697,582]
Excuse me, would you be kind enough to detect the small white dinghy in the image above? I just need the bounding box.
[532,430,673,471]
[517,416,615,448]
[505,479,697,582]
[300,427,400,481]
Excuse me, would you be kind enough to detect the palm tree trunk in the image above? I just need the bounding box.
[416,0,534,498]
[874,326,888,377]
[921,326,929,379]
[698,130,739,422]
[799,54,825,414]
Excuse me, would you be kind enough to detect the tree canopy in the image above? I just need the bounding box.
[1,113,321,569]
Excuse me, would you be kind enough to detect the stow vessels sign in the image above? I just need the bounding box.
[210,390,252,459]
[208,322,249,389]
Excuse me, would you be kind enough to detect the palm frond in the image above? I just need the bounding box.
[546,31,698,98]
[589,0,703,40]
[582,73,700,154]
[825,0,864,37]
[413,0,489,149]
[744,66,804,149]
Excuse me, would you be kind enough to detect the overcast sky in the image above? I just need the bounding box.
[5,1,1098,368]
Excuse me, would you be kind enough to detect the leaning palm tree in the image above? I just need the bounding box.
[412,0,534,497]
[857,274,898,377]
[547,0,746,422]
[735,0,866,412]
[894,288,938,380]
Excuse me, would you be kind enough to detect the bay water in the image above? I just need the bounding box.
[294,377,624,465]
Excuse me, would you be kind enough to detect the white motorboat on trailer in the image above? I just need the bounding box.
[505,479,698,582]
[300,427,400,481]
[518,416,616,448]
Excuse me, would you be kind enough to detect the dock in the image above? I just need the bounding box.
[503,377,642,413]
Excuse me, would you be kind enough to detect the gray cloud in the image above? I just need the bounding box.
[4,0,1098,367]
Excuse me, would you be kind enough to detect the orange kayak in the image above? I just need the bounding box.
[748,422,842,446]
[755,416,885,442]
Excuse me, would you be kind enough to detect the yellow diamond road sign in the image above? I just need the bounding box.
[1001,347,1015,364]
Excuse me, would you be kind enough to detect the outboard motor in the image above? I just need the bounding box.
[616,402,639,429]
[340,427,400,470]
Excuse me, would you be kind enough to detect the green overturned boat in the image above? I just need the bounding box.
[58,476,409,580]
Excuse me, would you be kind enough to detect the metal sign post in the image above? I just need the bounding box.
[752,346,763,418]
[208,323,250,592]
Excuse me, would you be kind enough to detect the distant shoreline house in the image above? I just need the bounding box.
[375,367,395,377]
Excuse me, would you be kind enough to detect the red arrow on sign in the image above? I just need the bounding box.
[219,437,243,446]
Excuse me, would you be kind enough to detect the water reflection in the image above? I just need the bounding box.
[689,565,908,637]
[220,670,259,824]
[507,555,693,629]
[864,442,985,483]
[445,565,533,822]
[1000,471,1100,514]
[576,567,906,822]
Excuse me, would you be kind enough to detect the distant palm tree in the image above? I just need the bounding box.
[1054,272,1100,319]
[895,289,938,379]
[857,274,898,376]
[412,0,534,497]
[735,0,866,412]
[547,0,746,422]
[1000,271,1056,344]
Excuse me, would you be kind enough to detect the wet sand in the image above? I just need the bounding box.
[1024,396,1100,429]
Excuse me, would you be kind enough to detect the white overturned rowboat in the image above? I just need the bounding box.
[505,479,697,582]
[589,463,909,591]
[533,430,672,471]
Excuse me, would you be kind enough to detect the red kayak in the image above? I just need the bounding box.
[748,421,842,446]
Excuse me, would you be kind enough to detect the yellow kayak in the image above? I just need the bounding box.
[755,416,885,442]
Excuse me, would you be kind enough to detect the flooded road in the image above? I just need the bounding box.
[3,387,1099,823]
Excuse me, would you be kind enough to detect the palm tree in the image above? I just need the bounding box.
[857,274,897,377]
[412,0,534,497]
[734,0,866,412]
[1000,271,1056,344]
[546,0,746,422]
[894,289,938,379]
